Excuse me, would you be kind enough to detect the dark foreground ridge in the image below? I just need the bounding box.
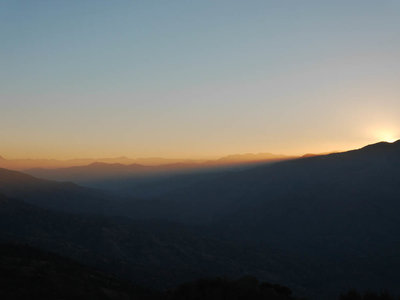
[1,243,397,300]
[0,243,158,300]
[0,243,299,300]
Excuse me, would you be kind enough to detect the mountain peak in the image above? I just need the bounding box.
[361,140,398,149]
[362,141,391,148]
[87,162,125,168]
[356,140,400,155]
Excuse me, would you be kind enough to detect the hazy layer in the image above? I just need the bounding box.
[0,152,293,170]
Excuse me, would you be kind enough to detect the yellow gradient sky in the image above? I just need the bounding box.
[1,1,399,160]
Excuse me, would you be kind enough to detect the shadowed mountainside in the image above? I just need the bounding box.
[0,193,309,293]
[0,167,122,214]
[1,141,400,298]
[0,243,158,300]
[120,140,400,227]
[1,242,396,300]
[114,140,400,296]
[0,242,304,300]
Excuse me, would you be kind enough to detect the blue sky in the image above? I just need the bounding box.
[1,1,400,158]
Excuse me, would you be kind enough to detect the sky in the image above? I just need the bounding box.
[1,0,400,159]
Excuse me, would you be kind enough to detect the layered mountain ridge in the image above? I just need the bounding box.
[1,140,400,298]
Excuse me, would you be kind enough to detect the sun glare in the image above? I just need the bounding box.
[375,130,398,143]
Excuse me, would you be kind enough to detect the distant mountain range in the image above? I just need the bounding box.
[19,153,293,197]
[1,140,400,298]
[0,153,293,171]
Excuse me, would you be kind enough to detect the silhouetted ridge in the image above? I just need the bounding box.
[0,167,123,215]
[0,167,44,184]
[358,139,400,152]
[88,162,125,167]
[2,140,400,298]
[103,140,400,298]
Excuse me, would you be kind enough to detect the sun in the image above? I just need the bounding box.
[375,131,398,143]
[365,122,399,144]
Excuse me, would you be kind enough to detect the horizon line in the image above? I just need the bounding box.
[1,139,398,162]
